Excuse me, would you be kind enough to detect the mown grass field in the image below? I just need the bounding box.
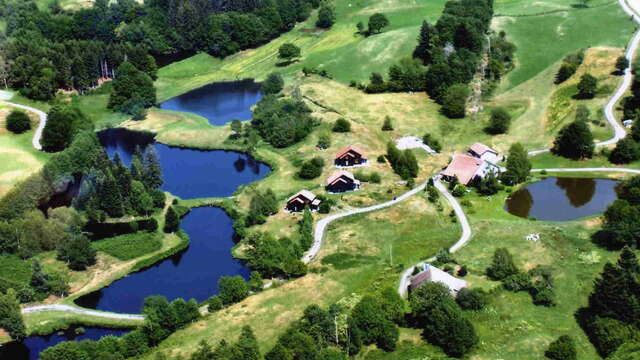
[0,103,51,196]
[154,0,448,101]
[92,232,163,261]
[143,195,460,359]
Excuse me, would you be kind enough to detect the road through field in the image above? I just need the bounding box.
[1,100,47,150]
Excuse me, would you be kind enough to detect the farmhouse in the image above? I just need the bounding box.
[285,190,321,212]
[409,264,467,295]
[326,170,360,193]
[441,154,497,185]
[468,143,502,164]
[335,145,368,167]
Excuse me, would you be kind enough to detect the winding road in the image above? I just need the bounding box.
[1,99,47,150]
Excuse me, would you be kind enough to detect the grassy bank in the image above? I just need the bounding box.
[23,311,141,337]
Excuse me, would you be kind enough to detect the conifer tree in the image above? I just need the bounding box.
[164,206,180,233]
[142,145,163,189]
[0,288,26,341]
[413,21,433,64]
[486,248,519,280]
[231,326,261,360]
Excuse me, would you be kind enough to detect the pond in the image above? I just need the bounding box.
[71,128,268,313]
[504,177,619,221]
[0,326,128,360]
[159,80,262,126]
[97,128,270,199]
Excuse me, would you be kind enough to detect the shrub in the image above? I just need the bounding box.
[317,132,331,149]
[218,275,249,305]
[609,137,640,164]
[486,248,518,280]
[502,273,531,292]
[6,110,31,134]
[555,63,577,84]
[278,43,301,62]
[262,72,284,94]
[163,206,180,233]
[207,296,224,312]
[452,184,466,197]
[577,73,598,99]
[441,84,469,118]
[381,116,394,131]
[485,107,511,134]
[545,335,577,360]
[299,157,325,179]
[332,118,351,132]
[456,288,487,310]
[616,56,630,73]
[422,133,442,153]
[316,3,335,28]
[377,155,386,163]
[370,172,381,183]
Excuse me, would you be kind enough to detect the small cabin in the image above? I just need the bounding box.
[409,264,467,296]
[468,143,502,164]
[334,146,367,167]
[326,170,360,193]
[285,190,321,212]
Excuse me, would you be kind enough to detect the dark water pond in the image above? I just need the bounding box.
[504,177,618,221]
[97,128,270,199]
[76,206,250,313]
[159,80,262,126]
[0,326,128,360]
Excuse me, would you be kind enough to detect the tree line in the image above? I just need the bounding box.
[1,0,318,100]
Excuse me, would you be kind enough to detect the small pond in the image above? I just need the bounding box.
[0,326,128,360]
[504,177,619,221]
[76,206,250,314]
[97,128,270,199]
[159,80,262,126]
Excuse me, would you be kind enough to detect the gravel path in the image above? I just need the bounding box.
[397,177,472,298]
[22,304,144,320]
[2,101,47,150]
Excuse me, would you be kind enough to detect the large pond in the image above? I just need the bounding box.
[159,80,262,126]
[72,128,269,313]
[0,326,128,360]
[504,177,618,221]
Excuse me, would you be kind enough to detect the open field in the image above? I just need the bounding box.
[0,103,51,196]
[494,1,635,92]
[92,232,163,261]
[143,195,459,359]
[154,0,448,101]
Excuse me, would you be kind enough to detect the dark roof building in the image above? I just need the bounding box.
[334,145,367,167]
[285,190,321,212]
[326,170,360,193]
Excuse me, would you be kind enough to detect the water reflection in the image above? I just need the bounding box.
[504,177,618,221]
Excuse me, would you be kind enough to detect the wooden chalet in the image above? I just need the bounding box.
[326,170,360,193]
[334,146,368,167]
[285,190,321,212]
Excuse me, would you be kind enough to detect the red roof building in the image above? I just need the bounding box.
[441,154,486,185]
[334,146,367,167]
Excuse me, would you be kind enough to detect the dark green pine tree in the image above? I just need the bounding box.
[0,288,27,341]
[501,143,531,185]
[231,326,261,360]
[486,248,519,280]
[413,21,434,64]
[99,169,125,218]
[111,153,134,209]
[131,150,144,182]
[164,206,180,233]
[142,145,163,189]
[403,149,419,179]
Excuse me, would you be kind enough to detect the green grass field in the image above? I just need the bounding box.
[92,232,163,261]
[495,1,635,92]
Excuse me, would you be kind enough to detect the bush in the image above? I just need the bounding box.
[452,184,466,197]
[609,137,640,164]
[251,95,315,148]
[502,273,531,292]
[486,248,519,280]
[370,172,381,183]
[555,63,577,84]
[577,73,598,99]
[485,107,511,134]
[377,155,386,163]
[381,116,394,131]
[332,118,351,132]
[6,110,31,134]
[316,3,335,28]
[441,84,469,118]
[545,335,577,360]
[456,288,487,310]
[616,56,630,73]
[163,206,180,233]
[218,275,249,305]
[422,134,442,152]
[262,72,284,94]
[207,296,224,312]
[299,157,325,179]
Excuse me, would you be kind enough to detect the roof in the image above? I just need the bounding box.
[410,265,467,294]
[469,143,497,156]
[287,190,316,204]
[335,145,367,159]
[441,154,484,185]
[327,170,357,186]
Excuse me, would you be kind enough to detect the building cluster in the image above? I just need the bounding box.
[286,145,368,212]
[440,143,503,185]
